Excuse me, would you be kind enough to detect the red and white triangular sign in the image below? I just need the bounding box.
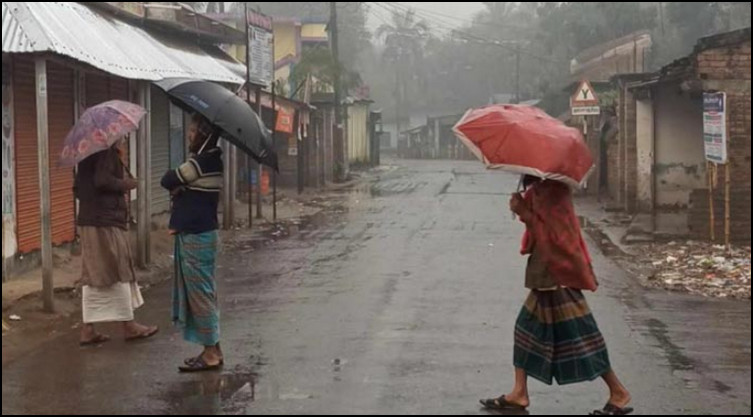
[572,80,599,106]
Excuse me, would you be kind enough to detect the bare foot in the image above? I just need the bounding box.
[502,392,530,409]
[481,392,529,409]
[608,389,632,409]
[123,322,159,341]
[80,325,111,346]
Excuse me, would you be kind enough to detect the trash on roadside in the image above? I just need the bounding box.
[635,241,751,299]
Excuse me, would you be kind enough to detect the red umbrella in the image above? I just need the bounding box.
[453,105,594,187]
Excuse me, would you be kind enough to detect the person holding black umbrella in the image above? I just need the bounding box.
[161,113,225,372]
[155,79,278,372]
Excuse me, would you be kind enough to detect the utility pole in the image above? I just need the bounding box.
[136,81,151,269]
[658,3,665,37]
[330,2,347,182]
[244,2,255,229]
[515,44,521,104]
[222,2,233,232]
[35,58,54,313]
[395,66,400,154]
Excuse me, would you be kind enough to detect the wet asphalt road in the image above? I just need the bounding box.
[2,159,751,415]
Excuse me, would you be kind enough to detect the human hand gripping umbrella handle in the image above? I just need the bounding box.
[512,176,524,220]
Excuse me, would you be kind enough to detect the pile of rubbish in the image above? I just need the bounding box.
[637,241,751,299]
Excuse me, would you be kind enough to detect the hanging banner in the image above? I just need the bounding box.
[276,105,295,134]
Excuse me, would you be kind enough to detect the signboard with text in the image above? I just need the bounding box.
[703,92,727,164]
[571,80,600,116]
[247,10,274,88]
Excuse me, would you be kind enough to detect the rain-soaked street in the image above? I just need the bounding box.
[2,160,751,415]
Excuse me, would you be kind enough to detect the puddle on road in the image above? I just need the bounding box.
[162,372,257,415]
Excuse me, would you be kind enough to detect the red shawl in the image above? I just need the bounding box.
[516,181,598,291]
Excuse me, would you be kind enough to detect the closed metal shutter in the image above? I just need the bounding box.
[150,86,170,215]
[13,57,75,253]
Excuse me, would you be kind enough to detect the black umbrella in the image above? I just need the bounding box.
[154,78,278,170]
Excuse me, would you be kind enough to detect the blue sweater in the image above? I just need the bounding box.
[161,148,223,234]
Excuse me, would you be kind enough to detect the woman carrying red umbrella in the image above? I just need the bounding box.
[455,105,633,415]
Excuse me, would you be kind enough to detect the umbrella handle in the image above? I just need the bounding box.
[197,129,222,155]
[198,137,211,155]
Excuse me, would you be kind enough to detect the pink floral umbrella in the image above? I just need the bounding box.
[59,100,146,166]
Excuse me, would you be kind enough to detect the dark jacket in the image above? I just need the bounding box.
[161,147,223,235]
[74,148,132,230]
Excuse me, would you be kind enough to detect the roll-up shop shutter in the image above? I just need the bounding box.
[150,85,171,215]
[13,57,75,253]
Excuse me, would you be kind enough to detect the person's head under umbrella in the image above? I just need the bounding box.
[188,113,219,155]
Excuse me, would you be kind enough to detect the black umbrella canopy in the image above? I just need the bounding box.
[154,78,278,170]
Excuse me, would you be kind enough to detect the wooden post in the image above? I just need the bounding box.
[136,82,151,268]
[35,57,54,313]
[725,162,730,250]
[246,153,253,229]
[222,140,232,230]
[296,111,304,194]
[230,146,237,225]
[253,86,263,221]
[271,82,277,221]
[724,94,731,251]
[256,163,263,219]
[708,162,715,242]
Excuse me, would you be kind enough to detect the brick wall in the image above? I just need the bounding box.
[617,86,626,206]
[691,40,751,243]
[607,139,620,202]
[613,83,639,212]
[623,87,638,213]
[696,41,751,81]
[726,92,752,188]
[689,188,751,244]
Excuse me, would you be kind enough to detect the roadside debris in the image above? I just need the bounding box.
[638,241,751,299]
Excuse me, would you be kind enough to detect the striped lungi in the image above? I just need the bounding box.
[172,231,220,346]
[513,287,611,385]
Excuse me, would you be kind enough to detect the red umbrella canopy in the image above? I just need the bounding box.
[453,105,594,188]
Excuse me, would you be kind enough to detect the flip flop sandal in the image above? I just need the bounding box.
[179,356,223,373]
[479,395,527,410]
[591,403,634,415]
[184,356,224,366]
[80,334,111,347]
[125,326,159,342]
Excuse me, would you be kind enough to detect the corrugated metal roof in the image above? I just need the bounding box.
[2,2,34,53]
[2,2,244,84]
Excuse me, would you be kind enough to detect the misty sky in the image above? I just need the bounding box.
[367,2,486,34]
